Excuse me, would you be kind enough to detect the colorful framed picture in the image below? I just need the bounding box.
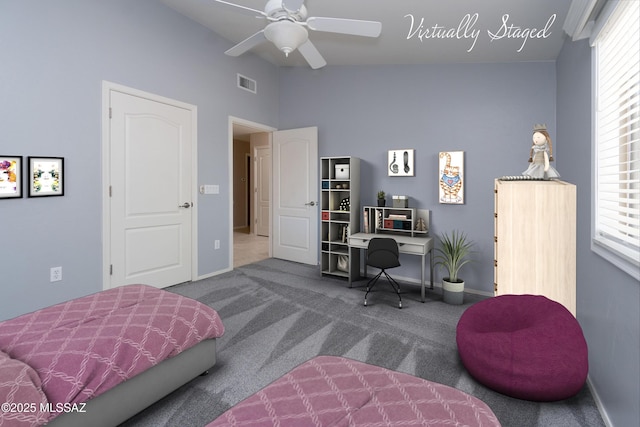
[439,151,464,204]
[388,149,414,176]
[0,156,23,199]
[28,157,64,197]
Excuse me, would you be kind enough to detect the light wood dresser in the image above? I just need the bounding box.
[494,179,577,316]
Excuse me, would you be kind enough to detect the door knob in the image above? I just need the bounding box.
[179,202,192,208]
[305,201,316,206]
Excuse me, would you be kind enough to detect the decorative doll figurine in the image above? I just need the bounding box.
[522,124,560,179]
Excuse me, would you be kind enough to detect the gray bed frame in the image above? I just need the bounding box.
[46,338,217,427]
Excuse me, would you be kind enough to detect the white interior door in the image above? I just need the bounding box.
[108,89,194,289]
[255,145,271,237]
[272,127,318,265]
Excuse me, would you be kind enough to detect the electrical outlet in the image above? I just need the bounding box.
[50,266,62,282]
[214,240,220,250]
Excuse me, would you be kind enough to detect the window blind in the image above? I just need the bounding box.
[594,0,640,267]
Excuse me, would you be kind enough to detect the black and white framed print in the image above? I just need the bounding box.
[388,149,414,176]
[28,157,64,197]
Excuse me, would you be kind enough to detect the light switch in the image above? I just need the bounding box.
[200,185,220,195]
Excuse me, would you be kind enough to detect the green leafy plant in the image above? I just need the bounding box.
[434,230,475,283]
[377,190,385,199]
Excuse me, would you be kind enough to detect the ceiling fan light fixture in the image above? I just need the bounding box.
[264,21,308,57]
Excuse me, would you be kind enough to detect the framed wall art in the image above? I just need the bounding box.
[0,156,22,199]
[28,157,64,197]
[388,149,414,176]
[438,151,464,204]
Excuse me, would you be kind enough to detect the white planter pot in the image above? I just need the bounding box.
[442,278,464,305]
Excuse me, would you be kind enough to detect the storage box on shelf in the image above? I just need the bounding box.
[320,157,360,279]
[335,164,350,179]
[392,195,409,208]
[362,206,429,237]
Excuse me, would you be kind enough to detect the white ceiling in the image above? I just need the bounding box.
[161,0,573,68]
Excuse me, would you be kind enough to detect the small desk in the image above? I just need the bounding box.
[348,233,434,302]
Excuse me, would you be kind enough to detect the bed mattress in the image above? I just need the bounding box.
[207,355,500,426]
[0,284,224,422]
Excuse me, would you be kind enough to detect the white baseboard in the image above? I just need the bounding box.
[586,376,613,427]
[358,269,494,297]
[195,267,232,281]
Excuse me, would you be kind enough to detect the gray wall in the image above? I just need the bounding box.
[279,62,557,294]
[0,0,279,320]
[557,38,640,427]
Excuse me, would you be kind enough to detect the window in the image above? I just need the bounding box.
[593,0,640,278]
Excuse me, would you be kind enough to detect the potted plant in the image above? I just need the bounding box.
[377,190,386,207]
[434,230,475,304]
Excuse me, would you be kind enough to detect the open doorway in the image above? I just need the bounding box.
[230,117,275,268]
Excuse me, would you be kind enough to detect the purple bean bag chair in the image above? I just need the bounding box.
[456,294,588,401]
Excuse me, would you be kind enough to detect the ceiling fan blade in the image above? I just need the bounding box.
[283,0,305,13]
[224,30,267,56]
[297,40,327,69]
[213,0,266,18]
[306,17,382,37]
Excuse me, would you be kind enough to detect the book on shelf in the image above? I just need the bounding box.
[363,209,369,233]
[387,214,408,220]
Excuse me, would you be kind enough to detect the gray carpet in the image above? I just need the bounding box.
[122,258,605,427]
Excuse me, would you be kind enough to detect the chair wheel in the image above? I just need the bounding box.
[398,302,402,309]
[364,300,368,307]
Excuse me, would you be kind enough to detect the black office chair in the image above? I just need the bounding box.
[364,238,402,309]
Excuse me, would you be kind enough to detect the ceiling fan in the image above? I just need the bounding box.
[213,0,382,69]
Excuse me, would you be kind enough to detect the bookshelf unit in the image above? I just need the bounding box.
[362,206,430,237]
[320,157,360,279]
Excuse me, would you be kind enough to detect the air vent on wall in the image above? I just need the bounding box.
[237,73,257,94]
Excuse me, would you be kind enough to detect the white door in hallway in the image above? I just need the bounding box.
[107,88,195,289]
[255,145,271,237]
[272,127,318,265]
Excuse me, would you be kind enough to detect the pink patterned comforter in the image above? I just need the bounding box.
[0,284,224,421]
[208,356,501,427]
